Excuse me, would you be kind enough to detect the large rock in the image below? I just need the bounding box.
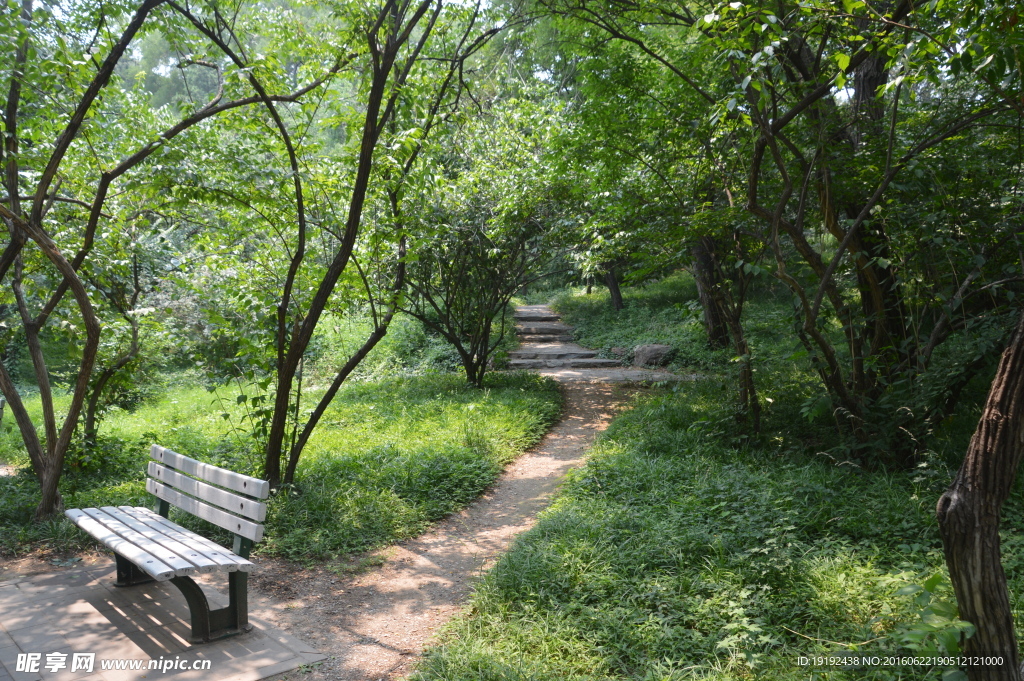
[633,344,675,366]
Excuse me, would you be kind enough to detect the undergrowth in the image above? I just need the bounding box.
[0,372,561,560]
[413,275,1017,681]
[414,382,1005,679]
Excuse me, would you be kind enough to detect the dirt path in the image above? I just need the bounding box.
[253,381,630,680]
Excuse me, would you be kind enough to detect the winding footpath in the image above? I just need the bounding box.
[0,306,671,681]
[252,306,681,680]
[255,305,663,680]
[255,382,626,680]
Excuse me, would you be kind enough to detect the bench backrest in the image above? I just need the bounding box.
[146,445,270,544]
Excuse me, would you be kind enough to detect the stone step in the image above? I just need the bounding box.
[516,325,573,337]
[509,358,623,369]
[516,334,574,343]
[569,358,623,368]
[509,349,597,360]
[514,312,561,322]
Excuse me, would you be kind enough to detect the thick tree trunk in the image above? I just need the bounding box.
[604,267,624,312]
[458,346,480,388]
[725,311,760,433]
[936,313,1024,680]
[853,51,888,129]
[692,236,730,349]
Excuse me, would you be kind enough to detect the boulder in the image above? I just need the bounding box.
[609,346,629,358]
[633,344,675,366]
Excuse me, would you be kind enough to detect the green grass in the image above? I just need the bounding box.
[413,383,977,680]
[550,274,834,452]
[262,372,560,560]
[0,371,562,560]
[413,274,1018,681]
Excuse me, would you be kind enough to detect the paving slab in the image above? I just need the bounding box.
[537,367,692,383]
[510,305,690,383]
[0,563,324,681]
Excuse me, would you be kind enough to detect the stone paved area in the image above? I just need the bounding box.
[512,304,688,383]
[0,564,324,681]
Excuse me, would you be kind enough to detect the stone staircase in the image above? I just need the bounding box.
[509,305,623,370]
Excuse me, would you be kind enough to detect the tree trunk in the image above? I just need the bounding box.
[936,312,1024,680]
[725,311,760,433]
[604,267,624,311]
[84,318,139,443]
[283,317,394,484]
[692,236,730,349]
[852,48,888,130]
[459,346,480,387]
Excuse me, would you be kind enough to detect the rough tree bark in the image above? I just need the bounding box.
[936,312,1024,680]
[604,266,624,311]
[692,236,730,349]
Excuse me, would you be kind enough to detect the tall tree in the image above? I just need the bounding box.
[0,0,342,518]
[164,0,500,488]
[936,311,1024,680]
[1,0,165,519]
[539,0,1023,456]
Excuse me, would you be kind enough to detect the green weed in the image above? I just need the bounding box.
[0,371,561,560]
[413,278,1002,681]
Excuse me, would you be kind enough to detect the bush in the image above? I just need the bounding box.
[258,372,561,560]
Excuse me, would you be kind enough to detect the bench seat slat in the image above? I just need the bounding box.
[146,479,265,542]
[151,445,269,499]
[81,508,199,576]
[118,506,255,572]
[64,509,176,581]
[98,507,220,574]
[147,462,267,522]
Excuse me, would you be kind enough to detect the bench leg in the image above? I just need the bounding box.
[169,573,251,644]
[113,553,155,587]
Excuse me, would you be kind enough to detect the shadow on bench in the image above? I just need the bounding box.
[65,444,270,643]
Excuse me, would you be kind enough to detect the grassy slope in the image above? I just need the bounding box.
[0,372,561,560]
[414,275,1024,680]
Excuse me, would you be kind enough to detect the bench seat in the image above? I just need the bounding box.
[65,445,270,643]
[65,506,254,582]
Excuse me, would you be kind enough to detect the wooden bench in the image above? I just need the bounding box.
[65,444,270,643]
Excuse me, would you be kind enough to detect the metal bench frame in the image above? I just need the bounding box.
[66,445,270,643]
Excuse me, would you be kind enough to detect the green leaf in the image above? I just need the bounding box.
[896,584,923,596]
